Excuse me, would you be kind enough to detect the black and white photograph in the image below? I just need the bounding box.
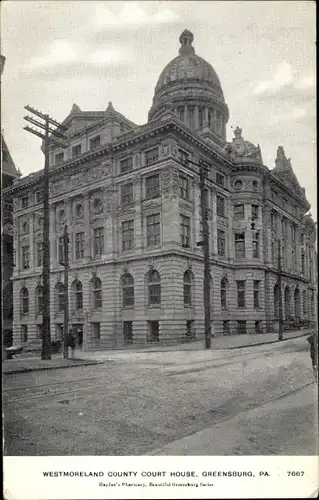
[2,1,318,498]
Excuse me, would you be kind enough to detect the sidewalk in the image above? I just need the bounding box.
[2,356,102,375]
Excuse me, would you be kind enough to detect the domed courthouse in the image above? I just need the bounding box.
[9,31,317,349]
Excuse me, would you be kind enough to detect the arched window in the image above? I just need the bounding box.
[221,277,227,309]
[122,273,134,307]
[294,287,300,319]
[21,287,29,314]
[303,290,308,315]
[92,277,102,309]
[274,283,280,318]
[36,285,44,314]
[73,280,83,310]
[284,286,291,320]
[56,282,65,311]
[183,270,192,305]
[148,270,161,306]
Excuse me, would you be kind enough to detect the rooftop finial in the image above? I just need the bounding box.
[179,29,195,56]
[234,126,242,138]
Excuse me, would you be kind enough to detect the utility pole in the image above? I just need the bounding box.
[23,106,68,360]
[198,162,211,349]
[277,238,284,341]
[62,224,69,359]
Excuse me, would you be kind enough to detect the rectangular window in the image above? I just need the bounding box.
[21,196,29,209]
[123,321,133,344]
[120,156,133,174]
[186,320,195,340]
[21,325,28,343]
[223,320,230,336]
[291,224,296,242]
[252,232,260,258]
[36,191,44,203]
[180,214,190,248]
[237,281,245,308]
[217,195,225,217]
[75,232,84,259]
[22,245,30,269]
[251,204,259,220]
[234,204,245,220]
[254,280,260,308]
[122,219,134,251]
[237,320,247,335]
[300,233,304,245]
[36,242,43,267]
[271,241,275,265]
[72,144,82,158]
[147,320,159,343]
[89,135,100,150]
[216,172,225,187]
[93,227,104,257]
[54,152,64,165]
[179,175,189,199]
[145,147,159,166]
[146,213,160,247]
[121,183,133,206]
[178,149,189,166]
[270,212,274,230]
[217,229,226,257]
[146,174,160,198]
[58,236,64,264]
[37,324,44,339]
[235,233,245,258]
[255,321,261,334]
[91,322,101,340]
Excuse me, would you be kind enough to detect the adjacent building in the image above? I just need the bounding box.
[5,31,317,349]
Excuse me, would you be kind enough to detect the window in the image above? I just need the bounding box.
[92,277,102,309]
[145,147,159,166]
[303,290,307,315]
[188,108,194,128]
[186,320,195,339]
[234,204,245,220]
[122,220,134,251]
[179,175,189,199]
[89,135,100,150]
[255,321,261,334]
[21,287,29,314]
[216,172,225,187]
[91,323,101,340]
[216,113,222,132]
[148,269,161,306]
[178,107,185,122]
[198,107,204,128]
[22,221,29,234]
[75,232,84,260]
[120,156,133,174]
[36,242,43,267]
[36,191,44,203]
[93,227,104,257]
[254,281,260,308]
[271,241,275,265]
[55,152,64,165]
[123,321,133,344]
[146,213,160,247]
[270,212,275,230]
[178,149,189,166]
[37,325,44,339]
[237,321,247,335]
[72,144,82,157]
[252,232,260,258]
[291,224,296,242]
[21,196,29,208]
[237,281,245,308]
[21,325,28,343]
[36,285,44,313]
[180,214,190,248]
[121,183,133,206]
[147,321,159,343]
[146,174,160,198]
[122,273,134,307]
[235,233,245,258]
[217,229,226,257]
[57,283,65,311]
[217,195,225,216]
[301,251,305,274]
[74,280,83,310]
[251,204,259,220]
[300,233,304,245]
[223,320,230,336]
[221,278,227,309]
[58,236,64,264]
[234,179,243,190]
[22,245,30,269]
[183,270,192,305]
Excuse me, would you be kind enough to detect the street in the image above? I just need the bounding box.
[3,336,318,456]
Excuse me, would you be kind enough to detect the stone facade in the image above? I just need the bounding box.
[5,31,317,350]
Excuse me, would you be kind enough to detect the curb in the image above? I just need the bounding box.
[3,359,104,375]
[226,331,309,350]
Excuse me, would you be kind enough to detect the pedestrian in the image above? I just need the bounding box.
[307,331,318,383]
[68,328,76,360]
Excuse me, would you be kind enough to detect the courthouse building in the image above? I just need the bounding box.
[6,30,317,349]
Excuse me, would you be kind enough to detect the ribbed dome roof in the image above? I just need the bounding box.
[154,30,224,99]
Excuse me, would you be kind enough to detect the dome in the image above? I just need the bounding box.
[148,30,229,145]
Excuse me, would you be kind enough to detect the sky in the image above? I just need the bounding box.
[1,0,316,220]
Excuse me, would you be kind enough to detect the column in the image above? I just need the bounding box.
[194,106,199,130]
[204,107,209,126]
[184,105,188,127]
[83,193,90,262]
